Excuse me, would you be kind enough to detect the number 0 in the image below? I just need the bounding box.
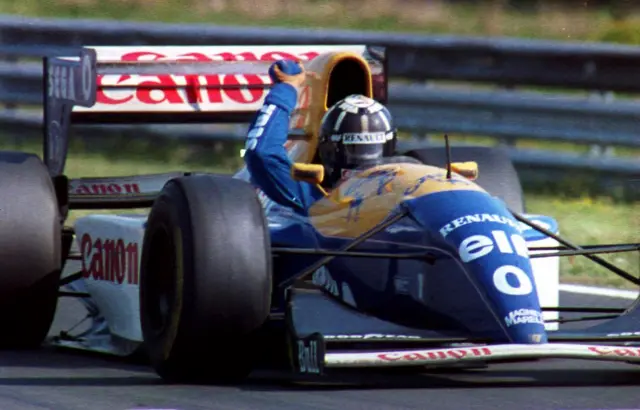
[493,265,533,296]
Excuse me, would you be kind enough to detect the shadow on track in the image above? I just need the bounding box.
[237,366,640,392]
[4,346,640,391]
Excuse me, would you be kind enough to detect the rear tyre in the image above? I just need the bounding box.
[140,175,272,383]
[0,151,62,348]
[403,146,526,213]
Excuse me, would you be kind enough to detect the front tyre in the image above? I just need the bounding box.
[140,175,272,383]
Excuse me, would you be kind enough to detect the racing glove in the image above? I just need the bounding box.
[269,60,306,89]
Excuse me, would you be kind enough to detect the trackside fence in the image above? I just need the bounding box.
[0,15,638,196]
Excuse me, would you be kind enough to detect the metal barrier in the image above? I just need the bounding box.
[0,14,638,184]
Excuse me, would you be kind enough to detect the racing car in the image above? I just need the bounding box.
[0,45,638,383]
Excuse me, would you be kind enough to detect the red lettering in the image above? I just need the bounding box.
[204,74,223,103]
[212,52,259,61]
[121,51,165,62]
[80,234,140,285]
[471,348,492,356]
[90,239,104,280]
[103,239,115,282]
[589,346,640,357]
[377,353,402,362]
[446,350,467,359]
[94,49,323,106]
[404,353,427,361]
[126,242,139,285]
[71,183,141,195]
[137,75,183,104]
[589,346,609,355]
[223,74,265,104]
[115,239,126,284]
[81,233,92,278]
[428,351,447,360]
[96,74,134,104]
[378,347,492,362]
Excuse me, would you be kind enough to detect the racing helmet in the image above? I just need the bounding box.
[318,94,397,186]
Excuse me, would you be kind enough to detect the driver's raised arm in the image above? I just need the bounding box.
[243,60,323,215]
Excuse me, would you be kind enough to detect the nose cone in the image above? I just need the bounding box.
[404,190,547,344]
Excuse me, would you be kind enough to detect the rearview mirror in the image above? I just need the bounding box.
[291,163,324,185]
[451,161,478,180]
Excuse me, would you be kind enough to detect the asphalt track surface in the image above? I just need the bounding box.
[3,269,640,409]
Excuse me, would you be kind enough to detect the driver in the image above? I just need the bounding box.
[243,59,397,215]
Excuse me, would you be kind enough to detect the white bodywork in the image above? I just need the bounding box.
[68,211,560,347]
[74,214,147,342]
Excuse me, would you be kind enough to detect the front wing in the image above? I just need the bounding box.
[288,286,640,375]
[301,340,640,372]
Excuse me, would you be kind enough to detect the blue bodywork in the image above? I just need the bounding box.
[236,160,559,345]
[238,79,559,345]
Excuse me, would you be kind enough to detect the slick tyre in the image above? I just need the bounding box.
[404,146,526,213]
[140,175,272,383]
[0,152,62,348]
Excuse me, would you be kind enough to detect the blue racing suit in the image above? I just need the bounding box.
[243,82,326,215]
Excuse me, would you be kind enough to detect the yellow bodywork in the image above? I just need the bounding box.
[309,163,486,238]
[279,51,485,238]
[286,51,373,164]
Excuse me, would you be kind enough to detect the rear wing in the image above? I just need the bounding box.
[43,45,387,176]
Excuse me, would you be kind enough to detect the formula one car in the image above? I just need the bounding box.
[0,45,638,383]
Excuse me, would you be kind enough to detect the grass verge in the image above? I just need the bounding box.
[2,0,640,45]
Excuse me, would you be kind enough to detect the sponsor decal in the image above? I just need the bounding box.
[95,50,320,106]
[48,64,77,100]
[334,132,390,144]
[492,265,533,296]
[456,229,533,296]
[404,172,471,196]
[70,182,141,195]
[606,331,640,338]
[504,308,544,327]
[312,267,339,296]
[378,347,491,362]
[589,346,640,357]
[311,267,357,306]
[245,104,276,151]
[325,334,421,340]
[343,168,398,197]
[440,213,522,238]
[48,51,93,102]
[81,233,140,285]
[297,339,321,374]
[458,230,528,263]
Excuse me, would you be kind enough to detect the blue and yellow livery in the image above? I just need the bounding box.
[42,45,640,384]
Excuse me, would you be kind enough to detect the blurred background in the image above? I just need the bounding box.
[2,0,639,43]
[0,0,637,288]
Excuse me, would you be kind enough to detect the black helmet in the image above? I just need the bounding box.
[318,94,396,186]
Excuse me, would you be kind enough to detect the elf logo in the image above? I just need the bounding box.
[459,230,528,263]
